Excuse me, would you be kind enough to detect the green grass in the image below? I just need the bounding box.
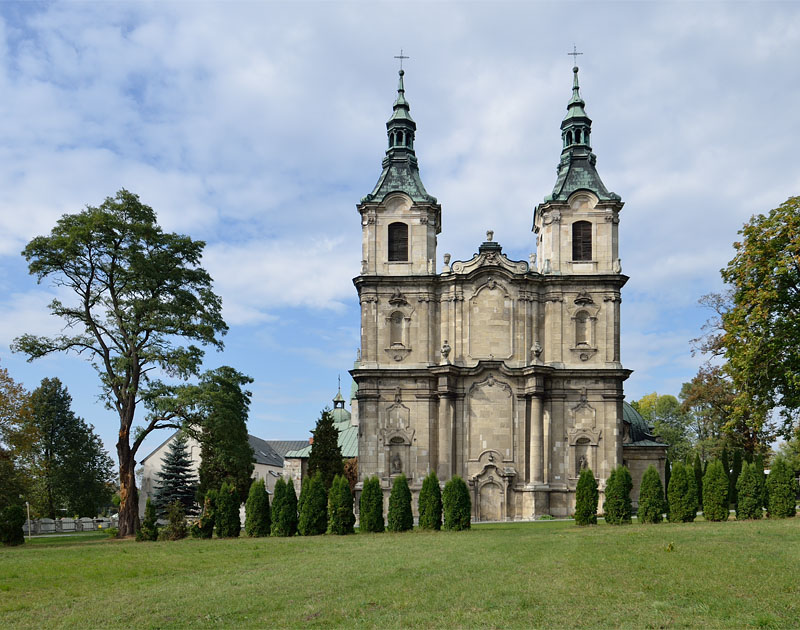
[1,518,798,628]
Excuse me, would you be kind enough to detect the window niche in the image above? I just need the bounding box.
[572,220,592,261]
[388,222,409,262]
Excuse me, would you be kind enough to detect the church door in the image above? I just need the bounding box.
[479,482,503,521]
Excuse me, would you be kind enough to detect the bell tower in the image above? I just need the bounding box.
[357,69,441,276]
[533,65,624,275]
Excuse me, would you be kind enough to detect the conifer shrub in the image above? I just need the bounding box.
[387,474,413,532]
[190,489,217,538]
[327,474,355,535]
[766,457,797,518]
[215,481,241,537]
[574,468,598,526]
[736,461,764,520]
[442,476,471,531]
[271,477,287,536]
[702,459,729,521]
[693,454,704,510]
[359,475,385,533]
[244,479,271,537]
[686,463,699,520]
[281,477,299,536]
[298,476,310,517]
[136,497,159,541]
[730,449,742,508]
[159,500,188,540]
[667,462,696,523]
[298,473,327,536]
[604,466,632,525]
[664,457,671,518]
[0,504,25,546]
[637,465,665,524]
[418,471,443,530]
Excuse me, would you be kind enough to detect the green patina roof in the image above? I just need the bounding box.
[284,419,358,459]
[544,66,620,203]
[623,401,664,447]
[361,69,437,205]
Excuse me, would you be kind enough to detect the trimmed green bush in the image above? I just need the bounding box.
[271,477,287,536]
[136,497,159,541]
[359,476,385,533]
[730,449,742,508]
[637,465,664,524]
[667,462,696,523]
[298,472,327,536]
[0,504,25,546]
[281,478,298,536]
[244,478,271,537]
[766,457,797,518]
[604,466,632,525]
[736,461,764,520]
[215,481,241,537]
[298,476,310,517]
[702,460,729,521]
[159,500,188,540]
[442,476,471,531]
[327,474,355,535]
[387,474,413,532]
[574,468,598,526]
[693,453,704,510]
[418,471,443,530]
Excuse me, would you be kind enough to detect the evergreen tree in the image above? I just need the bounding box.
[281,478,299,536]
[307,409,344,491]
[298,476,310,517]
[418,471,443,530]
[154,433,198,517]
[766,457,797,518]
[755,454,769,509]
[721,446,731,481]
[387,474,413,532]
[693,453,704,511]
[0,504,25,546]
[442,476,471,531]
[159,500,187,541]
[667,462,696,523]
[702,459,729,521]
[664,457,671,518]
[244,478,270,537]
[637,465,665,524]
[215,481,241,537]
[327,475,355,535]
[298,473,326,536]
[730,449,743,509]
[686,465,699,521]
[191,489,216,538]
[270,477,287,536]
[574,468,598,526]
[136,497,159,541]
[604,466,632,525]
[736,462,764,520]
[359,476,385,533]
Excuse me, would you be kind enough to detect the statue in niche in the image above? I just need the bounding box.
[441,340,451,364]
[391,453,402,474]
[577,454,588,476]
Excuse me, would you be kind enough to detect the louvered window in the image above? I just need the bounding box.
[572,221,592,261]
[388,222,408,261]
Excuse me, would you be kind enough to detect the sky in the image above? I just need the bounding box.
[1,1,799,464]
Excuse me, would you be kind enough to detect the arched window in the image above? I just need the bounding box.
[390,311,404,346]
[566,130,573,145]
[388,222,408,261]
[575,311,589,345]
[575,129,581,143]
[572,221,592,261]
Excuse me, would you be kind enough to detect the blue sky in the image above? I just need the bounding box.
[1,1,799,462]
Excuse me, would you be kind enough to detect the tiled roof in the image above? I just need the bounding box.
[248,435,283,467]
[264,440,309,459]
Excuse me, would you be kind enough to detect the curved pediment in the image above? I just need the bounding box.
[449,250,529,276]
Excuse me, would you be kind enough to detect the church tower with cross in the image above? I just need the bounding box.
[351,59,666,521]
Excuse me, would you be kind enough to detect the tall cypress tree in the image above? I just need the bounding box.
[215,481,241,537]
[327,474,355,535]
[154,433,198,517]
[574,468,598,526]
[298,473,326,536]
[359,476,385,533]
[442,476,471,531]
[418,471,443,530]
[281,477,299,536]
[668,462,696,523]
[387,474,413,532]
[307,409,344,491]
[637,465,665,524]
[736,462,764,520]
[271,477,287,536]
[730,449,743,508]
[693,453,704,511]
[702,459,729,521]
[604,466,632,525]
[766,457,797,518]
[244,478,270,537]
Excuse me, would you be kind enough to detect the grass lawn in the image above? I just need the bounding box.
[1,518,798,629]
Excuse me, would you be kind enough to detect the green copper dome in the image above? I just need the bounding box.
[623,401,662,446]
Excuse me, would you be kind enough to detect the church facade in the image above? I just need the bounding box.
[351,66,666,520]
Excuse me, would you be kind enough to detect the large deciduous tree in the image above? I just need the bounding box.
[12,190,227,536]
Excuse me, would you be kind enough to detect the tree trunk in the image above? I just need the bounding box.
[116,441,140,537]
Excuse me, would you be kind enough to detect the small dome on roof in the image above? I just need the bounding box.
[622,401,658,444]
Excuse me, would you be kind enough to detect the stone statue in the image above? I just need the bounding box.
[441,340,451,364]
[531,341,543,361]
[486,230,494,241]
[577,455,588,476]
[391,453,402,474]
[529,252,536,268]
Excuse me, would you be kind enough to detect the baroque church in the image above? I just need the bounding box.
[351,65,667,520]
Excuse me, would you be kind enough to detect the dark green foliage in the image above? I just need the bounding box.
[766,458,797,518]
[442,476,471,531]
[418,471,443,530]
[637,465,665,524]
[159,500,187,540]
[281,478,298,536]
[298,476,310,517]
[193,367,254,505]
[736,462,764,520]
[298,473,326,536]
[686,466,699,521]
[190,490,216,538]
[387,474,413,532]
[0,504,25,546]
[215,481,241,537]
[136,497,159,541]
[359,476,385,533]
[693,453,704,510]
[327,475,355,535]
[721,447,731,481]
[0,449,26,516]
[154,432,198,517]
[307,409,344,491]
[667,462,696,523]
[574,468,598,526]
[702,460,729,521]
[244,479,270,537]
[270,477,287,536]
[604,466,632,525]
[664,457,671,518]
[730,449,742,507]
[755,454,769,508]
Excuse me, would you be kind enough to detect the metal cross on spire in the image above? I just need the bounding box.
[394,49,409,71]
[568,45,583,66]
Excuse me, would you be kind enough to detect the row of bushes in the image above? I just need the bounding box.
[575,457,798,526]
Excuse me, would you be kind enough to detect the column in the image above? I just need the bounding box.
[437,394,453,479]
[530,394,544,483]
